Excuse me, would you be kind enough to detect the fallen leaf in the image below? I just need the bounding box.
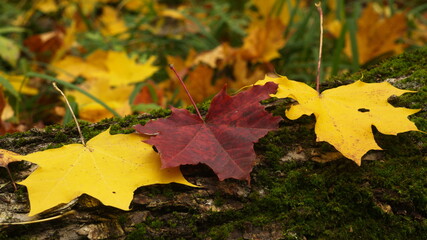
[54,50,158,87]
[52,55,100,83]
[66,78,133,122]
[102,52,158,87]
[251,0,295,26]
[19,128,195,216]
[255,76,420,165]
[135,82,281,182]
[23,27,67,62]
[0,72,38,95]
[0,149,24,190]
[182,64,226,103]
[238,18,286,62]
[193,45,227,68]
[99,6,128,38]
[231,56,267,89]
[133,80,164,107]
[345,3,407,64]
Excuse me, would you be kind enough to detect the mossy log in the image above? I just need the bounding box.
[0,48,426,239]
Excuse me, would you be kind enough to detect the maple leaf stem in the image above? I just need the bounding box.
[315,2,324,94]
[169,64,204,121]
[5,166,17,191]
[52,82,86,146]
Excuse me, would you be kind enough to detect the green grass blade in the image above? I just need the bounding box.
[331,22,347,76]
[0,27,25,34]
[26,72,120,117]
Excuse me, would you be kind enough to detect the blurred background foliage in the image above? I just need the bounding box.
[0,0,426,133]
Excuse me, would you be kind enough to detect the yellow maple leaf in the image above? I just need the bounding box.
[0,72,38,95]
[102,52,158,87]
[52,55,100,83]
[19,128,195,216]
[345,3,407,65]
[99,6,128,38]
[0,149,23,189]
[255,76,420,165]
[66,79,133,122]
[193,45,227,68]
[54,50,158,87]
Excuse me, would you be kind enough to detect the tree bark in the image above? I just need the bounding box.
[0,48,426,239]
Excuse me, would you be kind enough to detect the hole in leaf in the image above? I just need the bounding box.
[358,108,370,113]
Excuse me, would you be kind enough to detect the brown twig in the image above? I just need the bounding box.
[169,64,204,121]
[315,2,324,94]
[52,82,86,146]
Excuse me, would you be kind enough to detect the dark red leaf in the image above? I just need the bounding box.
[134,82,281,182]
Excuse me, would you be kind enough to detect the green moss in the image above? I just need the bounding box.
[2,48,426,239]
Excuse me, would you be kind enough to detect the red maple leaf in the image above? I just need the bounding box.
[134,82,281,182]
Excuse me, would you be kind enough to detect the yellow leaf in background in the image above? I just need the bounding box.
[19,128,195,216]
[54,50,157,87]
[52,55,100,83]
[160,9,186,20]
[239,18,286,62]
[34,0,58,13]
[0,72,38,95]
[0,149,22,167]
[325,19,342,38]
[255,76,420,165]
[99,6,128,38]
[103,52,158,86]
[1,101,14,121]
[66,79,133,122]
[52,21,77,63]
[124,0,153,12]
[251,0,295,25]
[345,3,407,64]
[193,45,227,68]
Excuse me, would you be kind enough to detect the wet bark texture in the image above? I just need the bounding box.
[0,48,426,239]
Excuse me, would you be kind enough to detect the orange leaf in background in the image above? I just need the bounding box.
[345,3,407,64]
[183,64,225,104]
[166,49,197,79]
[133,80,164,106]
[239,18,286,62]
[24,27,65,62]
[231,57,267,89]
